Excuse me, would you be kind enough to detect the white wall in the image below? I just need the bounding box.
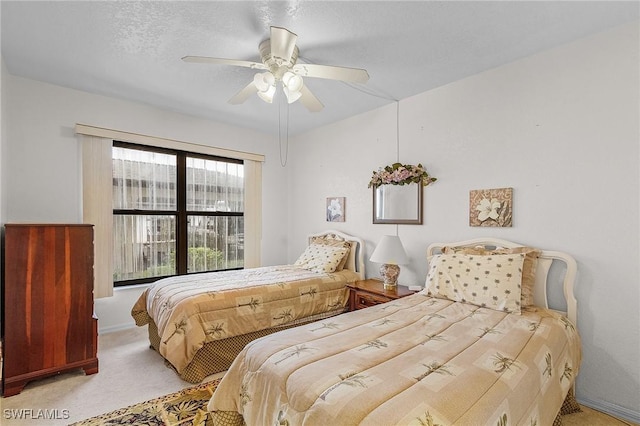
[288,22,640,421]
[1,75,291,331]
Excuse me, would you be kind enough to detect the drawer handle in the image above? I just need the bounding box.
[358,296,381,306]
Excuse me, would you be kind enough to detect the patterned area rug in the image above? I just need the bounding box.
[70,378,220,426]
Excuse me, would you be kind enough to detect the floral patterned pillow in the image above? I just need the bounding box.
[425,253,525,313]
[294,244,349,274]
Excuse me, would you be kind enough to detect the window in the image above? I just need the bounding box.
[112,141,244,286]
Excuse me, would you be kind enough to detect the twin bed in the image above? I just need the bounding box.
[133,233,581,426]
[206,237,581,426]
[131,230,365,382]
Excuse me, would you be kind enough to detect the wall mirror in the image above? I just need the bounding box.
[373,183,423,224]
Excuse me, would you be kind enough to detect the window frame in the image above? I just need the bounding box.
[112,140,244,287]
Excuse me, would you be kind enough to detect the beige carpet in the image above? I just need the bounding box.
[0,327,224,425]
[0,326,635,425]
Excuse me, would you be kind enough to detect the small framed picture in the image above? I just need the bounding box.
[469,188,513,227]
[326,197,346,222]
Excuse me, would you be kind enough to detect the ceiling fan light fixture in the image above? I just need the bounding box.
[283,86,302,104]
[282,71,303,92]
[253,72,275,92]
[254,72,276,103]
[257,84,276,103]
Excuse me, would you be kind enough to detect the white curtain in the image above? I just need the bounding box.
[81,135,114,299]
[243,160,262,268]
[77,124,264,298]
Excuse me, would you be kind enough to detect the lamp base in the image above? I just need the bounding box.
[379,263,401,290]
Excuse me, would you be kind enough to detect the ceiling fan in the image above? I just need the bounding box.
[182,26,369,112]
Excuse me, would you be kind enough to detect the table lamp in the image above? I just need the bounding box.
[369,235,409,290]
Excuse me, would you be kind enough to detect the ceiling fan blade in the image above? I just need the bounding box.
[299,85,324,112]
[292,63,369,83]
[228,82,258,105]
[269,26,298,63]
[182,56,267,70]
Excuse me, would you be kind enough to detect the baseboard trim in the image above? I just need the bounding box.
[578,396,640,424]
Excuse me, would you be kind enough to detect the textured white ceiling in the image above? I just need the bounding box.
[2,1,638,135]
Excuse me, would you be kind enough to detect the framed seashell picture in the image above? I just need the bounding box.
[469,188,513,227]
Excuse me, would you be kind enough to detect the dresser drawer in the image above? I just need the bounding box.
[354,291,392,309]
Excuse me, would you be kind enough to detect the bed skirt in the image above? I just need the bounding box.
[146,308,348,383]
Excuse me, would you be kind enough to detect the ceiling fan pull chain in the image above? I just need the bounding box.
[279,90,289,167]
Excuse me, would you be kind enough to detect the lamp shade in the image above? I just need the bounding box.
[282,71,303,104]
[369,235,409,265]
[253,72,274,91]
[254,72,276,103]
[282,71,303,92]
[257,84,276,103]
[283,86,302,103]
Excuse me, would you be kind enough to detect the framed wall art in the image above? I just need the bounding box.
[326,197,346,222]
[469,187,513,227]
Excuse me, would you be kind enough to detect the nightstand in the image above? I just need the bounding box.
[347,279,417,311]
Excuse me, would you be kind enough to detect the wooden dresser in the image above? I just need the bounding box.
[2,224,98,396]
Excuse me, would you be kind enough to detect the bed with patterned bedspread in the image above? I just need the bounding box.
[207,238,582,426]
[131,230,365,383]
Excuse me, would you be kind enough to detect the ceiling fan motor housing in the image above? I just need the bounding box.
[259,39,299,79]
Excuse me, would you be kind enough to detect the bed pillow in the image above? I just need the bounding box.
[309,236,352,271]
[294,244,349,274]
[443,246,540,306]
[425,252,525,313]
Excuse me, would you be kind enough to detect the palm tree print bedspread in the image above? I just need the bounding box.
[131,265,356,374]
[209,292,581,426]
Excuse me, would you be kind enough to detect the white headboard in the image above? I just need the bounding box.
[427,238,577,326]
[307,230,365,280]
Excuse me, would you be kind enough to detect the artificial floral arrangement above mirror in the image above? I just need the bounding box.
[368,163,437,188]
